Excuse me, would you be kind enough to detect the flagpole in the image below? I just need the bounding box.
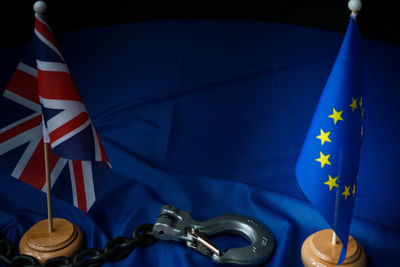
[331,231,338,245]
[328,0,361,249]
[33,0,54,234]
[44,142,54,233]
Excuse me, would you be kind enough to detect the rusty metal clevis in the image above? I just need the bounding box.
[152,205,275,266]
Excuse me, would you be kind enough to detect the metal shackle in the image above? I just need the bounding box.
[153,205,275,266]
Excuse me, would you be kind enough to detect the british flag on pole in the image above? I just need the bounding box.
[0,13,110,212]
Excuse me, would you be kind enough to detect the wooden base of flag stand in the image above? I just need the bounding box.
[19,218,83,263]
[301,229,366,267]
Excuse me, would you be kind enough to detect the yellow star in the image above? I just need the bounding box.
[316,129,332,146]
[328,108,344,125]
[315,151,331,168]
[360,97,363,107]
[361,125,363,136]
[342,185,351,200]
[352,184,356,197]
[324,174,339,191]
[349,97,357,112]
[361,108,364,117]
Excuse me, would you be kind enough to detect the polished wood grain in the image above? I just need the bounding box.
[19,218,83,263]
[301,229,367,267]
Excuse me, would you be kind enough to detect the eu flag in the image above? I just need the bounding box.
[296,16,363,264]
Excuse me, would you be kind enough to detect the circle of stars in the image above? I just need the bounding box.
[315,96,363,200]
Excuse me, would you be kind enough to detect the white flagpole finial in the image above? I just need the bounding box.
[348,0,362,15]
[33,1,47,14]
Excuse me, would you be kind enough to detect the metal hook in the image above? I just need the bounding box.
[153,205,275,266]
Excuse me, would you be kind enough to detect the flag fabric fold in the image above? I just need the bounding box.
[34,13,109,163]
[296,17,364,264]
[0,13,110,212]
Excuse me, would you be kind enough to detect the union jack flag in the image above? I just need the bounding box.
[0,13,110,212]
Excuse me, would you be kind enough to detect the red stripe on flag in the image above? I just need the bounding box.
[19,139,46,188]
[35,17,59,50]
[37,70,83,101]
[72,161,87,212]
[0,115,42,143]
[6,69,40,104]
[49,112,90,143]
[97,134,109,163]
[20,139,61,189]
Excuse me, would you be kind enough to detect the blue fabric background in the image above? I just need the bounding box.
[1,20,399,266]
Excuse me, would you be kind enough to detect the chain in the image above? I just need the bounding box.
[0,224,158,267]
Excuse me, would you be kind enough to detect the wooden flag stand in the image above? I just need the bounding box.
[18,218,83,263]
[17,2,84,263]
[19,141,84,263]
[301,229,366,267]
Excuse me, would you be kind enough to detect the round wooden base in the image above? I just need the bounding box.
[19,218,83,263]
[301,229,366,267]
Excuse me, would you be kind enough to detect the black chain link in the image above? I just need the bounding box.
[0,224,157,267]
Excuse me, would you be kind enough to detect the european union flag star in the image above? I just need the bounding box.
[328,108,344,124]
[315,151,331,168]
[342,185,351,200]
[352,184,356,197]
[316,129,332,145]
[349,97,357,112]
[324,175,339,191]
